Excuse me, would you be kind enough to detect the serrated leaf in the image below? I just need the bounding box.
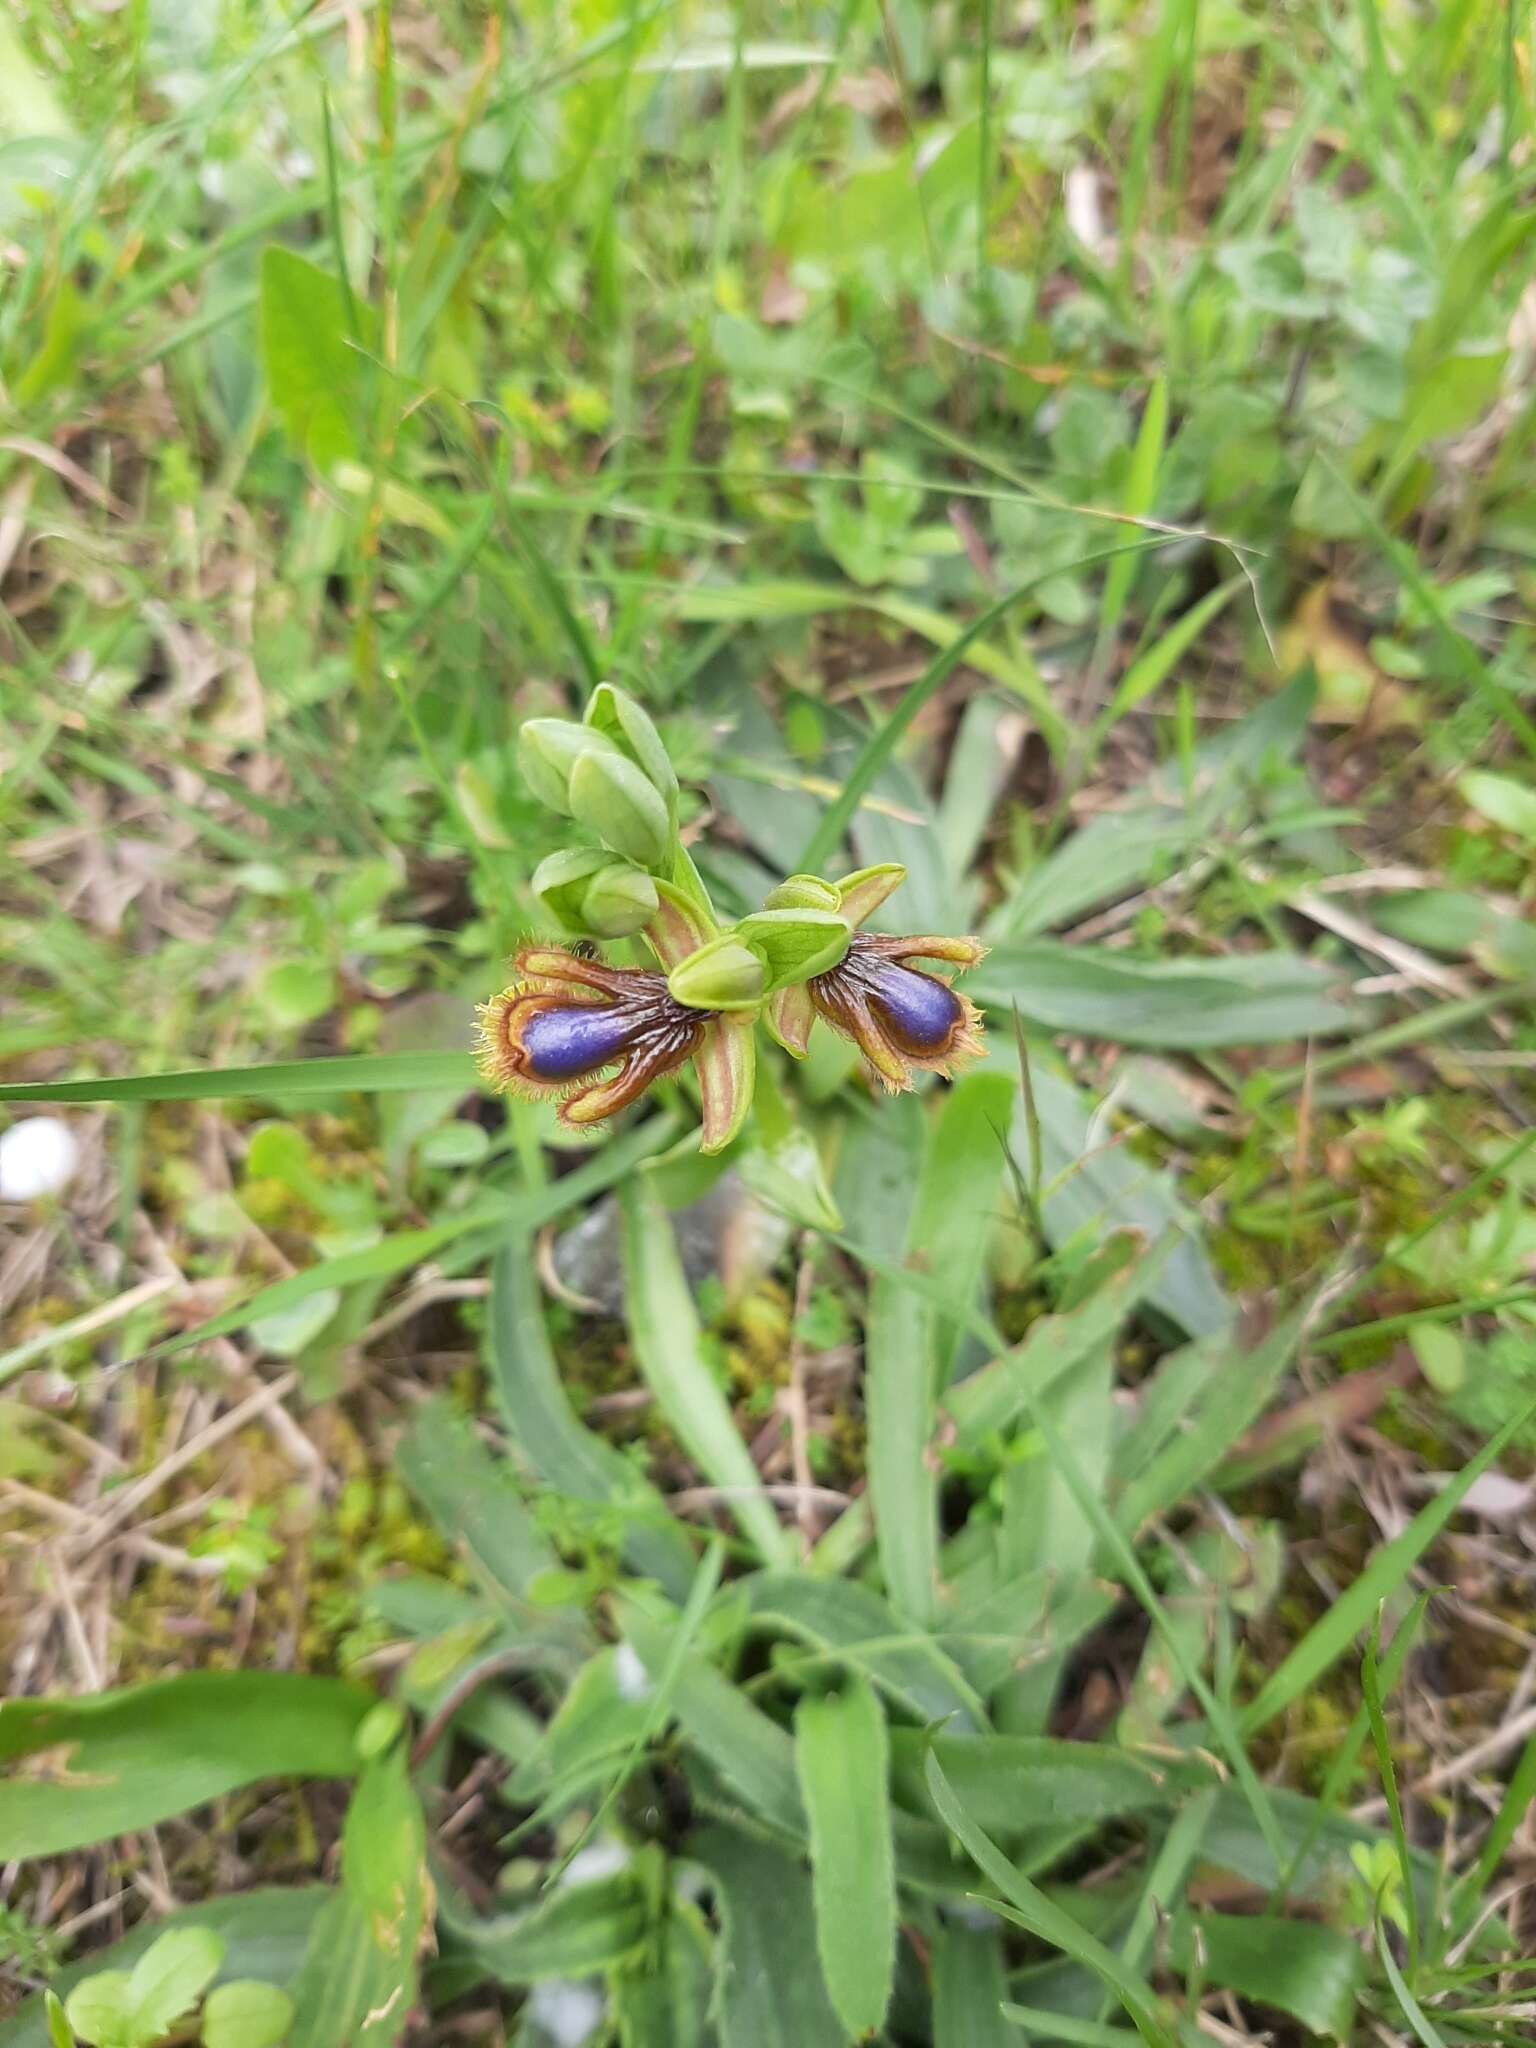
[796,1680,895,2040]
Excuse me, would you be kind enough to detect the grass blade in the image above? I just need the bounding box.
[1241,1400,1536,1734]
[795,542,1163,873]
[924,1752,1177,2048]
[0,1052,475,1104]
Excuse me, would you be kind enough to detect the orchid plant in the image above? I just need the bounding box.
[476,685,986,1151]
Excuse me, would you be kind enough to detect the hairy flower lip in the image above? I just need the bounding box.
[805,930,986,1091]
[477,947,711,1129]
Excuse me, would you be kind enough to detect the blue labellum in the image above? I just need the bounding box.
[521,1004,636,1080]
[870,963,963,1052]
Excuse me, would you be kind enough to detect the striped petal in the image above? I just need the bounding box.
[834,863,907,929]
[645,878,719,972]
[696,1015,755,1154]
[765,983,815,1059]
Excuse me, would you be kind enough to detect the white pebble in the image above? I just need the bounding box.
[0,1118,81,1202]
[561,1842,630,1888]
[527,1980,604,2048]
[614,1641,652,1702]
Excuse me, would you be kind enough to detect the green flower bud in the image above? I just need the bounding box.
[568,748,674,868]
[734,908,850,990]
[764,873,842,914]
[517,718,625,817]
[668,935,767,1012]
[532,848,659,939]
[584,683,679,814]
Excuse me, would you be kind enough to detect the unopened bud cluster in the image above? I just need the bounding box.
[518,684,857,1013]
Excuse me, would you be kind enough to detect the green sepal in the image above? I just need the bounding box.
[835,862,906,926]
[735,909,851,990]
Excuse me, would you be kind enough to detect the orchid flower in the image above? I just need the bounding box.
[476,885,756,1154]
[765,865,986,1091]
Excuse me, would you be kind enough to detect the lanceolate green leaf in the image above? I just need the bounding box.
[1020,1067,1232,1339]
[868,1072,1012,1625]
[795,1680,896,2040]
[489,1236,696,1599]
[0,1674,371,1859]
[1113,1311,1302,1536]
[973,945,1359,1049]
[441,1872,650,1985]
[742,1572,986,1730]
[907,1071,1016,1382]
[396,1398,564,1611]
[1166,1913,1366,2044]
[620,1181,791,1567]
[690,1828,846,2048]
[932,1926,1019,2048]
[260,244,374,470]
[864,1262,938,1624]
[895,1732,1215,1832]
